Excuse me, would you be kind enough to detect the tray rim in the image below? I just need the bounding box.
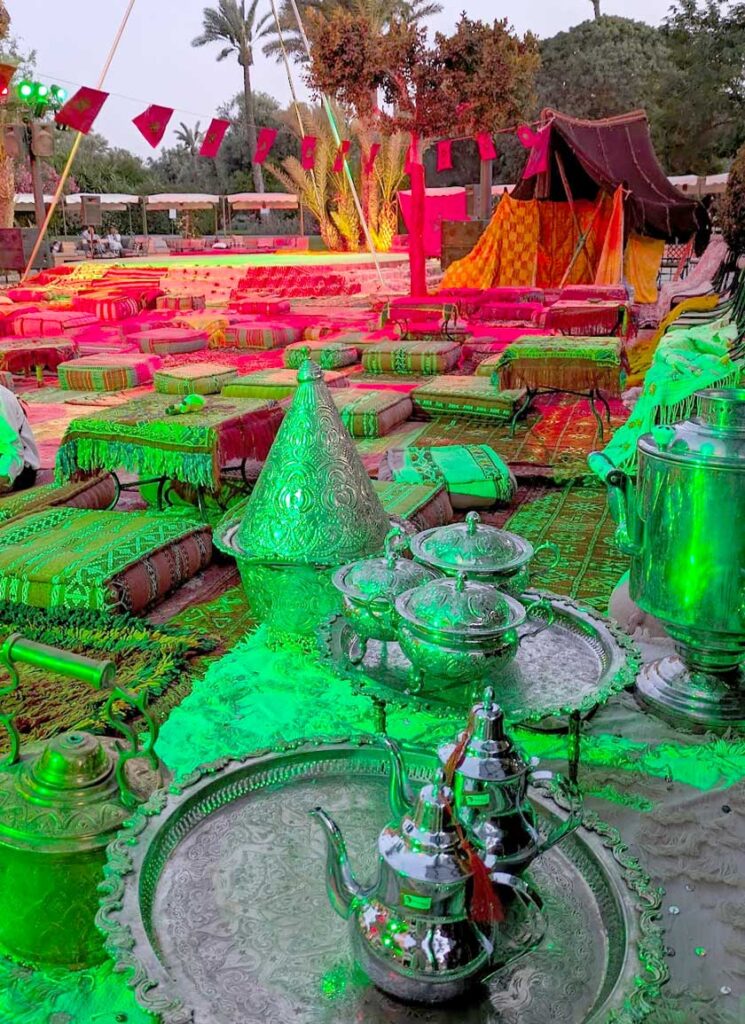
[96,737,666,1024]
[318,591,641,722]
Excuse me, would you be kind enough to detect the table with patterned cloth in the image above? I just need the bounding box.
[411,375,526,421]
[538,300,629,337]
[55,394,284,501]
[492,335,624,439]
[154,362,238,396]
[362,340,461,376]
[57,353,160,392]
[0,337,78,376]
[0,507,212,613]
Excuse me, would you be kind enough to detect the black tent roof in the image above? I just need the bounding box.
[512,109,708,243]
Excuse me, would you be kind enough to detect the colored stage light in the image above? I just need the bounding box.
[50,85,67,102]
[16,80,33,100]
[35,83,49,99]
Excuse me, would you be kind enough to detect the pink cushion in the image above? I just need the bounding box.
[138,329,208,355]
[11,311,97,337]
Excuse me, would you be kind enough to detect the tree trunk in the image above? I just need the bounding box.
[590,0,601,18]
[0,153,14,229]
[243,62,264,194]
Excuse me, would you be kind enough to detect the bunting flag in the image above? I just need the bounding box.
[55,87,109,134]
[476,132,497,162]
[0,60,17,96]
[364,142,381,174]
[332,140,351,173]
[519,123,551,179]
[199,117,230,159]
[132,104,174,148]
[254,126,278,165]
[436,139,453,172]
[301,135,317,170]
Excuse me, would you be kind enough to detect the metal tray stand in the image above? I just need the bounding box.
[97,741,666,1024]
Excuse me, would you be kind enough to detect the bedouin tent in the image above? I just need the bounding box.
[442,109,710,304]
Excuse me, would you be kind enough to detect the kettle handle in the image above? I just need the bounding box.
[529,769,583,854]
[482,871,546,976]
[0,633,159,808]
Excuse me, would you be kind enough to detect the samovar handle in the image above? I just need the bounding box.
[0,633,159,808]
[482,872,546,976]
[529,769,583,854]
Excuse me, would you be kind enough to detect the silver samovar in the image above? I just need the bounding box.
[312,773,544,1003]
[600,388,745,729]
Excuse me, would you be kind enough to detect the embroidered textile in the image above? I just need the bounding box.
[284,341,359,371]
[411,376,525,420]
[222,369,349,400]
[331,389,413,438]
[154,363,237,396]
[379,443,516,508]
[362,341,460,376]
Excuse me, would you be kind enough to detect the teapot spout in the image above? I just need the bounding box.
[310,807,368,920]
[383,738,416,819]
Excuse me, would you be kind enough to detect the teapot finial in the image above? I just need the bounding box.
[465,511,481,536]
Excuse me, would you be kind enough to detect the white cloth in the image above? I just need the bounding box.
[0,386,40,485]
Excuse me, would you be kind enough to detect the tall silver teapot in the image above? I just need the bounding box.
[598,388,745,728]
[312,772,544,1003]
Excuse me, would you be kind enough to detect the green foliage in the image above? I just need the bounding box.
[536,17,671,125]
[719,143,745,254]
[655,0,745,173]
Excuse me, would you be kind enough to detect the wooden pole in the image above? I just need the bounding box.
[479,158,492,221]
[21,0,138,281]
[555,150,594,281]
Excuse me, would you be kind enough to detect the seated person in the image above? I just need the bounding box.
[0,386,40,493]
[105,227,123,256]
[81,225,103,256]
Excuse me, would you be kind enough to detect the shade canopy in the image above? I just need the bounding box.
[513,109,708,242]
[14,193,55,211]
[227,192,299,211]
[66,193,139,211]
[145,194,220,211]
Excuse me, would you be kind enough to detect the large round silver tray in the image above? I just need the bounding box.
[97,740,665,1024]
[319,592,640,723]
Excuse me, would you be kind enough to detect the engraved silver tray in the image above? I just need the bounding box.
[97,741,665,1024]
[320,593,640,723]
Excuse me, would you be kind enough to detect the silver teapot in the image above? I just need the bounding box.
[312,771,544,1004]
[437,688,583,873]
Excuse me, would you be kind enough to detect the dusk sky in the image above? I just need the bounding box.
[9,0,672,158]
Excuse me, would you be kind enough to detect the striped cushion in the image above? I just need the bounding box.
[137,329,209,355]
[217,323,304,350]
[154,362,238,396]
[362,341,460,376]
[411,376,525,420]
[222,368,349,400]
[284,341,360,370]
[11,311,96,337]
[57,354,158,392]
[331,388,412,438]
[73,295,141,321]
[156,294,206,311]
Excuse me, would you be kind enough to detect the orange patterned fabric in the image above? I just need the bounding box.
[442,191,625,292]
[623,233,665,303]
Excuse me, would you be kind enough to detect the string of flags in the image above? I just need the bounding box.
[53,85,552,179]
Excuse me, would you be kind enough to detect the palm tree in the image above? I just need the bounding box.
[193,0,271,194]
[261,0,442,64]
[175,121,204,157]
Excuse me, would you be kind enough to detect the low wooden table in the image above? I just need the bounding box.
[55,393,284,515]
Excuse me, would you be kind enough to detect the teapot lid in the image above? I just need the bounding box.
[0,731,130,852]
[333,528,437,602]
[410,512,534,575]
[440,688,530,781]
[395,572,526,637]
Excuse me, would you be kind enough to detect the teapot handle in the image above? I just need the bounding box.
[0,633,159,808]
[529,769,583,854]
[531,541,561,579]
[482,871,546,976]
[519,597,555,641]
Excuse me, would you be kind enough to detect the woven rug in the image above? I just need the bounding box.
[412,394,628,480]
[0,602,215,756]
[501,479,629,612]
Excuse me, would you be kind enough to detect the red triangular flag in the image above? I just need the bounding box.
[132,104,174,148]
[522,124,551,179]
[0,60,18,96]
[254,127,277,165]
[301,135,317,170]
[55,87,109,134]
[476,132,497,162]
[332,140,351,173]
[436,139,453,172]
[517,124,537,149]
[364,142,381,174]
[199,118,230,159]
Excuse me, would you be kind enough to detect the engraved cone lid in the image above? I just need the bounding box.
[236,360,389,564]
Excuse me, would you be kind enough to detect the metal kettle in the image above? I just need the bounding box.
[312,763,544,1004]
[436,687,583,873]
[0,634,162,969]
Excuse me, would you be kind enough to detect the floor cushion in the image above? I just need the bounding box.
[72,295,141,321]
[10,311,97,337]
[378,444,516,509]
[156,294,207,311]
[331,388,413,438]
[230,299,291,315]
[137,329,209,355]
[222,368,350,400]
[154,362,238,396]
[494,336,623,395]
[362,341,460,376]
[0,507,212,612]
[216,322,304,350]
[57,354,159,391]
[411,376,526,421]
[0,474,116,527]
[470,301,544,323]
[284,341,360,371]
[372,479,453,531]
